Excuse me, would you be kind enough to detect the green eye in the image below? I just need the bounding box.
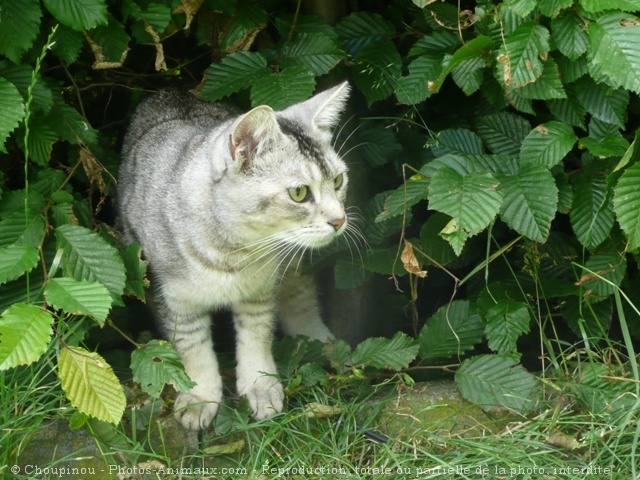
[333,173,344,190]
[289,185,310,202]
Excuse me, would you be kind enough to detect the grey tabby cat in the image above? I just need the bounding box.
[118,82,351,430]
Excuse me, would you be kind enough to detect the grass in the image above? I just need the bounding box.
[4,334,638,480]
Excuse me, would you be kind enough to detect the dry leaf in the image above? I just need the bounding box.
[546,432,581,451]
[401,241,427,278]
[174,0,204,29]
[303,402,341,418]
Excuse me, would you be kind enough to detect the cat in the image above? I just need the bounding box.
[118,82,352,430]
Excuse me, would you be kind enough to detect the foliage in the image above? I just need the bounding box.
[1,1,640,475]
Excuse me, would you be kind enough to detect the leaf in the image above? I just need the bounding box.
[130,340,196,398]
[56,224,126,299]
[499,164,558,242]
[357,122,403,167]
[88,18,131,63]
[476,112,531,155]
[428,167,503,237]
[432,129,484,156]
[401,241,427,278]
[51,24,85,65]
[220,5,267,53]
[520,121,577,169]
[614,162,640,250]
[0,0,42,63]
[396,55,440,105]
[42,0,108,31]
[451,56,485,95]
[578,251,627,301]
[574,77,628,128]
[0,211,46,248]
[0,61,54,115]
[587,12,640,94]
[0,303,54,370]
[59,346,126,424]
[335,11,395,55]
[376,170,429,222]
[516,57,566,100]
[45,278,112,326]
[279,33,344,76]
[580,0,640,12]
[432,36,494,93]
[22,114,58,166]
[455,354,537,413]
[352,40,402,105]
[123,242,149,300]
[552,11,589,61]
[250,66,316,110]
[0,77,25,150]
[485,302,531,355]
[201,51,268,102]
[419,300,485,359]
[0,245,40,285]
[497,22,550,88]
[539,0,574,17]
[138,2,172,33]
[350,332,419,370]
[570,173,615,250]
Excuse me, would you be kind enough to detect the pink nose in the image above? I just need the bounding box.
[328,217,345,231]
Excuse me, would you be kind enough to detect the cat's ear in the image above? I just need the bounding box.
[311,81,350,132]
[230,105,281,166]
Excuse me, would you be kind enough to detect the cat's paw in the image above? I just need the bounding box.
[240,376,284,420]
[174,391,221,430]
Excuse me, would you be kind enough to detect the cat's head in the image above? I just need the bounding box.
[224,82,352,251]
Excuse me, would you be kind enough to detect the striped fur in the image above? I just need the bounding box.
[118,83,351,430]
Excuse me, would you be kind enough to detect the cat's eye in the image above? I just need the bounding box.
[289,185,310,202]
[333,173,344,190]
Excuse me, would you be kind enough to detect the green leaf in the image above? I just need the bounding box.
[335,11,395,55]
[352,40,402,105]
[428,168,503,237]
[419,300,485,359]
[516,57,566,100]
[351,332,419,370]
[396,55,440,105]
[614,162,640,250]
[22,114,58,166]
[408,31,459,59]
[0,0,41,63]
[51,24,85,65]
[0,303,54,370]
[455,354,537,413]
[552,11,589,61]
[361,246,407,277]
[476,112,531,155]
[88,18,130,63]
[0,245,40,285]
[220,5,267,53]
[50,100,98,146]
[0,211,45,248]
[45,278,112,326]
[280,33,344,76]
[451,57,485,96]
[376,170,429,223]
[59,346,126,424]
[497,22,550,88]
[250,66,316,110]
[0,77,25,150]
[485,302,531,355]
[357,123,402,167]
[138,2,172,33]
[539,0,574,17]
[56,224,126,299]
[42,0,108,31]
[520,121,577,169]
[130,340,196,398]
[123,242,148,300]
[0,61,54,116]
[580,0,640,12]
[432,129,484,156]
[499,164,558,242]
[574,77,628,128]
[570,173,615,250]
[587,12,640,94]
[201,51,268,102]
[363,192,408,246]
[432,36,494,94]
[580,251,627,301]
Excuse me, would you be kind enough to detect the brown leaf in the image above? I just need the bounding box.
[401,241,427,278]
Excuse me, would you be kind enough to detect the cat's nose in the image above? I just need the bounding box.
[328,217,345,231]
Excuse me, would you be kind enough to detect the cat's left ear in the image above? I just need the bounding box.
[284,82,350,134]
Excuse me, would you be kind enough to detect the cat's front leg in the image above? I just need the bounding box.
[233,299,284,420]
[162,307,223,430]
[278,273,334,342]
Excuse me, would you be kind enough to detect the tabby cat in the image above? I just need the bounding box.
[118,83,351,430]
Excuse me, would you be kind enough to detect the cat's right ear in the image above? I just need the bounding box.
[230,105,281,168]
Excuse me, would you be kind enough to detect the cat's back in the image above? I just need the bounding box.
[122,89,236,158]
